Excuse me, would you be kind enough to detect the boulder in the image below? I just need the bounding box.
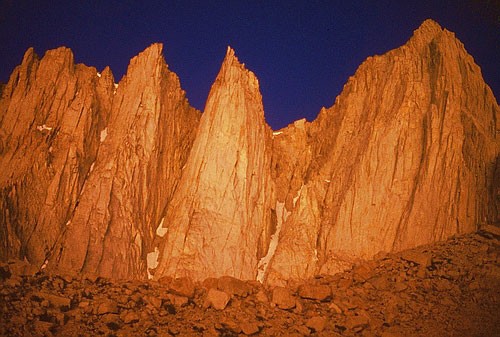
[271,287,296,310]
[298,284,332,301]
[204,289,230,310]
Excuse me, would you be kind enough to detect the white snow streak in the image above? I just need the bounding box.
[100,128,108,142]
[257,201,290,283]
[97,72,101,78]
[40,260,48,270]
[156,217,168,237]
[36,124,52,132]
[293,185,304,207]
[146,247,159,280]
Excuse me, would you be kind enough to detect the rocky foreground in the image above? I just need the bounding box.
[1,226,499,337]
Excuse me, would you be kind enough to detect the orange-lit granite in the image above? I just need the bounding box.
[0,20,498,285]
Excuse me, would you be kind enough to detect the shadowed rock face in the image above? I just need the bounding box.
[0,20,498,283]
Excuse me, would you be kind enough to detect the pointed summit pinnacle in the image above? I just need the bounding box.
[226,45,235,57]
[215,46,259,91]
[405,18,447,49]
[411,18,444,42]
[222,45,241,68]
[419,18,443,31]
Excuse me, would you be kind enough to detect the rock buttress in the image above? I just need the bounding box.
[152,47,275,281]
[50,44,200,279]
[267,19,500,284]
[0,47,112,265]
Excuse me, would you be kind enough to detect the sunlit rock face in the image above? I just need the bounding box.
[0,20,498,283]
[0,43,201,279]
[51,44,201,279]
[152,47,275,281]
[266,19,500,284]
[0,47,113,265]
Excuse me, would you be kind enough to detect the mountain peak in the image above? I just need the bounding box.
[409,18,445,45]
[143,42,164,56]
[132,43,163,62]
[21,47,37,65]
[221,45,243,70]
[215,45,260,96]
[419,18,443,32]
[226,45,236,58]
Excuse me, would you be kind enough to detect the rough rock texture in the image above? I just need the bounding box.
[0,47,113,265]
[50,43,200,279]
[1,19,499,285]
[152,47,275,281]
[266,19,500,284]
[0,43,200,280]
[1,230,498,336]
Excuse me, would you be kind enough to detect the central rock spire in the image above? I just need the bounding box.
[152,47,275,281]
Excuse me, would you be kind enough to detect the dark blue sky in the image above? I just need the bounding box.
[1,0,499,129]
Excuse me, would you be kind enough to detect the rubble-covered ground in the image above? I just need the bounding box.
[1,227,499,337]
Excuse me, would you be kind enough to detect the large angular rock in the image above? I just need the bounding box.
[298,284,332,301]
[204,288,230,310]
[400,250,432,267]
[217,276,251,297]
[97,300,119,315]
[169,277,195,298]
[306,316,328,332]
[271,286,296,310]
